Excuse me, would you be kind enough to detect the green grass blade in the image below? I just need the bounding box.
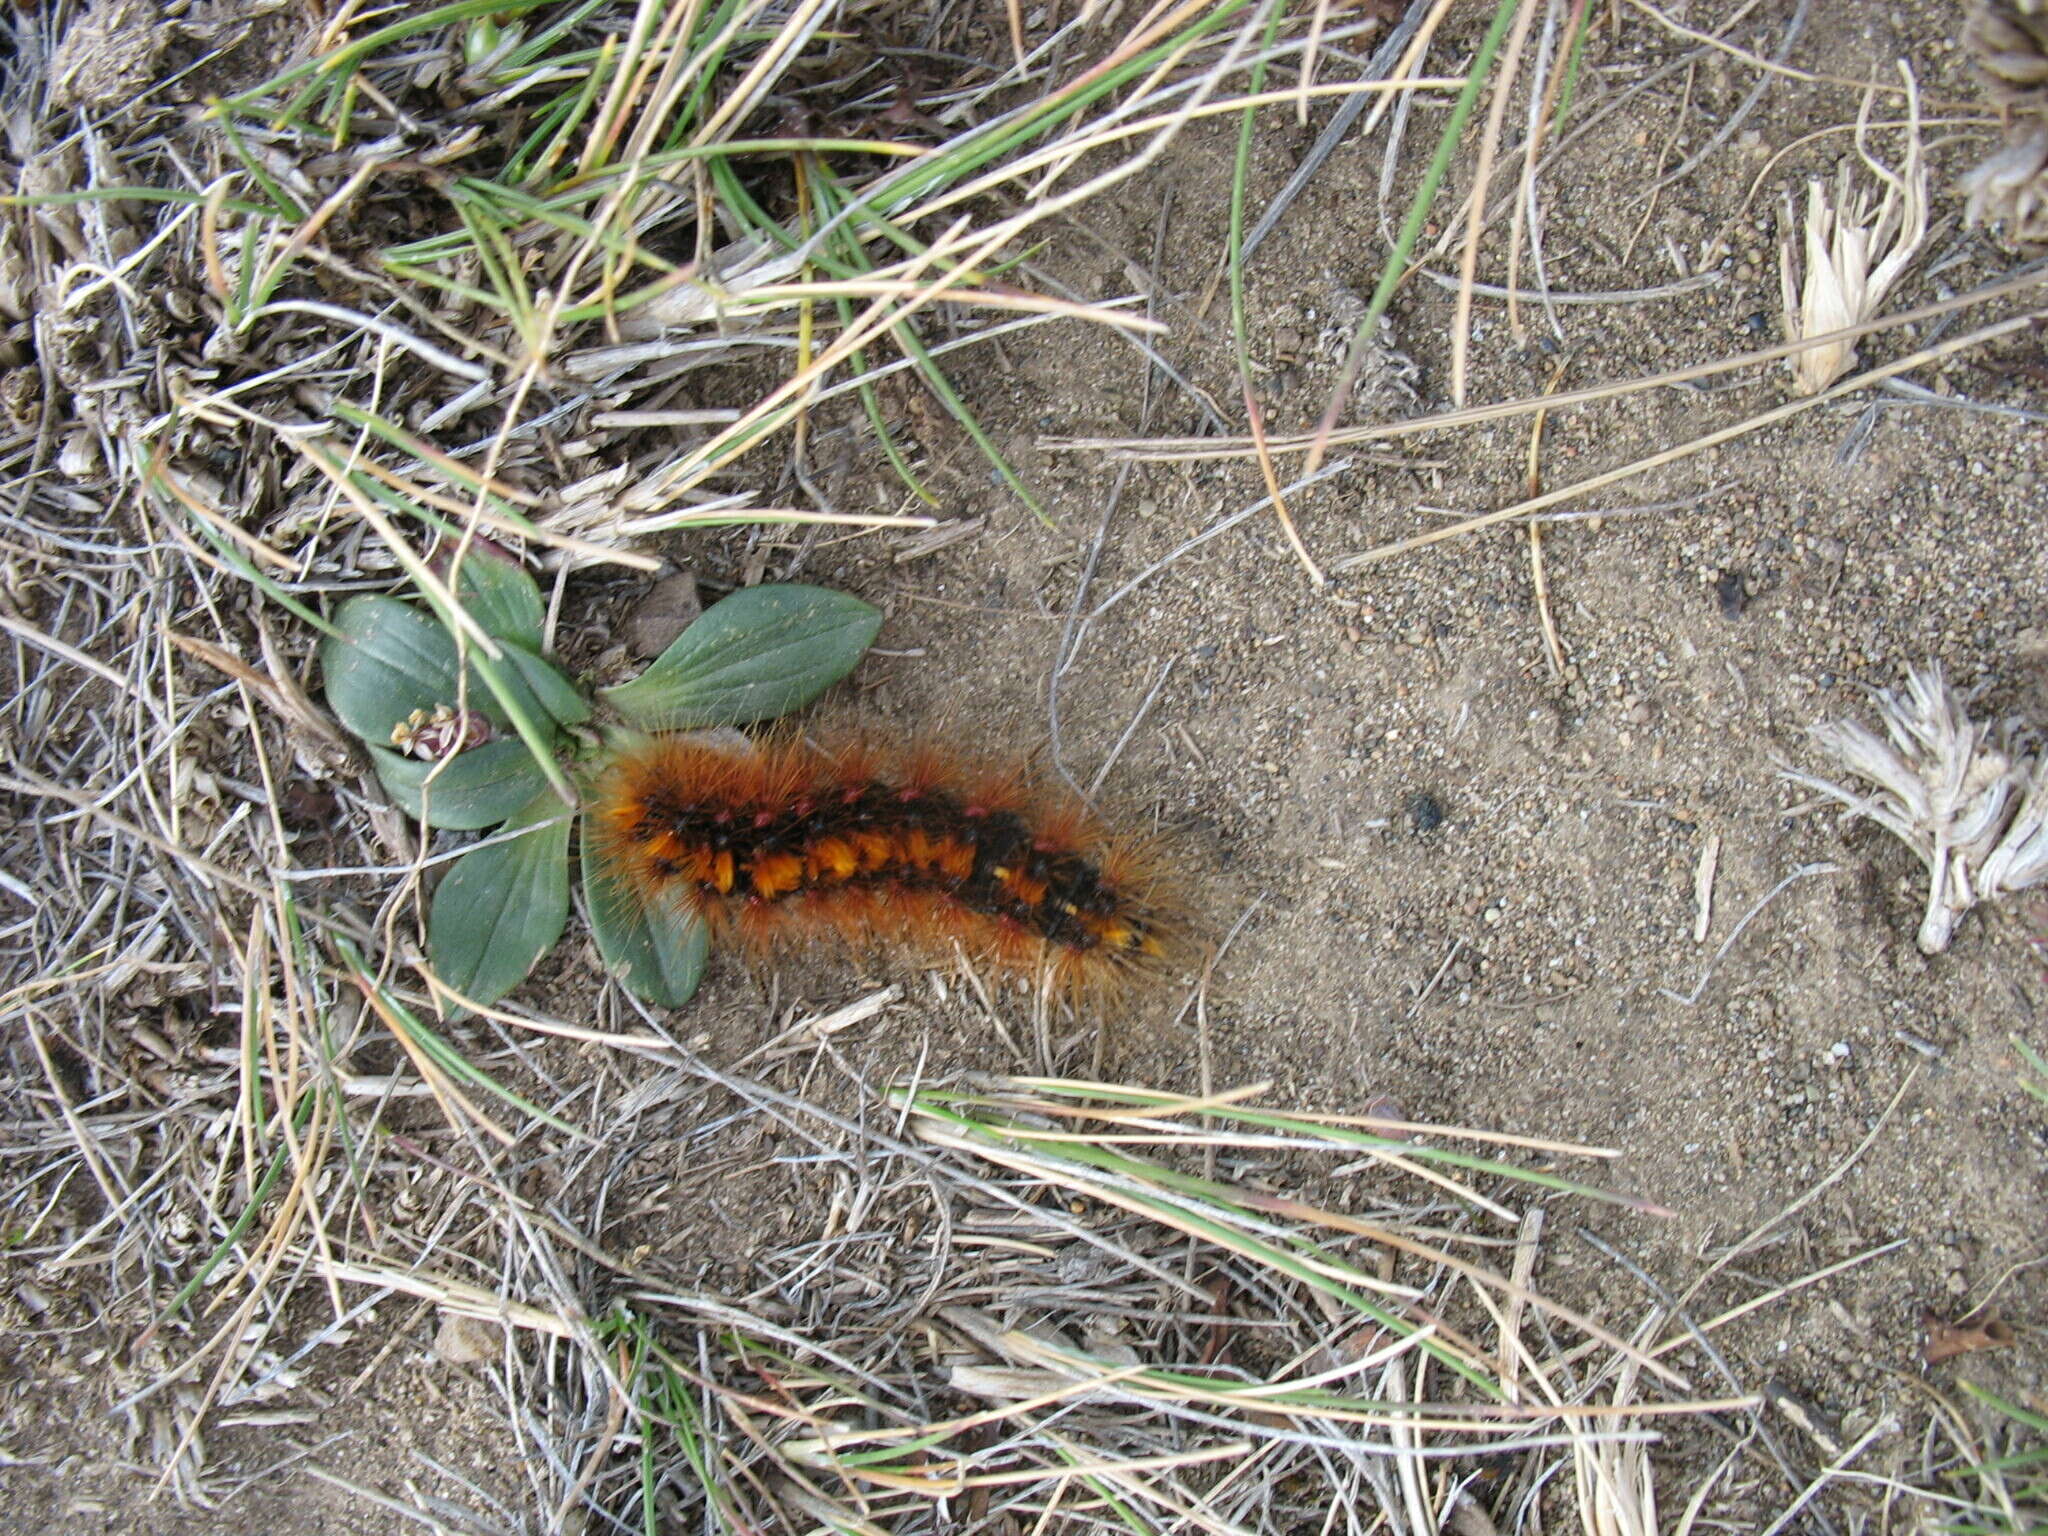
[2014,1035,2048,1106]
[1330,0,1526,403]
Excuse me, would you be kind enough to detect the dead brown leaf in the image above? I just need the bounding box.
[1921,1308,2017,1365]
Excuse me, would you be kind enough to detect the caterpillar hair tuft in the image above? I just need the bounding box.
[589,733,1184,1004]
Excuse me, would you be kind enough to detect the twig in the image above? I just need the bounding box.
[1661,863,1841,1006]
[1692,832,1722,945]
[1088,656,1178,799]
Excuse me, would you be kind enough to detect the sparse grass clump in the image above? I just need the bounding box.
[540,1074,1728,1535]
[1945,1384,2048,1536]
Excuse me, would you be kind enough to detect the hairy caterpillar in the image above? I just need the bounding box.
[590,734,1180,1000]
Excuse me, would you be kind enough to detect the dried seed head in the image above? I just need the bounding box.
[1966,0,2048,106]
[1961,3,2048,249]
[1785,664,2048,953]
[1777,64,1928,395]
[1961,119,2048,248]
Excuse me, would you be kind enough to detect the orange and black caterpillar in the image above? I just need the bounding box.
[590,734,1179,998]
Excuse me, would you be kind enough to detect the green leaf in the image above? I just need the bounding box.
[504,641,592,727]
[450,544,545,650]
[602,584,880,728]
[582,845,708,1008]
[323,594,590,747]
[369,740,551,830]
[321,595,464,744]
[427,788,572,1011]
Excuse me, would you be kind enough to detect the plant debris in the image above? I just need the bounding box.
[1921,1307,2017,1365]
[1787,663,2048,953]
[1963,1,2048,245]
[1778,65,1928,393]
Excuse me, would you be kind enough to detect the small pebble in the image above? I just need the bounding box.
[623,570,703,659]
[433,1313,500,1366]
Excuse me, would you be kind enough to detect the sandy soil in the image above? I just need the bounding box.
[3,0,2045,1530]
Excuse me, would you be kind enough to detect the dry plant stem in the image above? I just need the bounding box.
[1757,1418,1899,1536]
[185,398,667,572]
[317,1261,577,1338]
[0,609,172,711]
[1621,0,1882,93]
[1450,0,1541,405]
[894,76,1466,251]
[1530,522,1565,676]
[1087,654,1178,797]
[150,1099,338,1491]
[1305,0,1514,474]
[1024,1083,1621,1156]
[1053,265,2048,459]
[0,768,270,898]
[944,1112,1692,1391]
[1295,0,1335,123]
[1507,0,1583,340]
[1661,863,1841,1007]
[1658,1066,1920,1356]
[1240,0,1438,265]
[1648,0,1810,197]
[1621,57,1697,269]
[1243,387,1324,585]
[1334,308,2042,571]
[1526,363,1570,676]
[1499,1205,1544,1400]
[1647,1239,1907,1362]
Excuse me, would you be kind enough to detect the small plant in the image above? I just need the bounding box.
[319,543,879,1011]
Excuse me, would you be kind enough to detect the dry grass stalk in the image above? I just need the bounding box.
[1447,0,1541,406]
[1777,64,1928,395]
[1786,664,2048,953]
[1050,265,2048,464]
[1331,309,2040,573]
[342,1057,1745,1532]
